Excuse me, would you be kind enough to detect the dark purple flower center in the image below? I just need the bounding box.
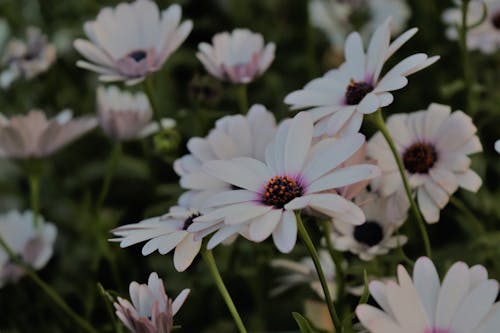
[403,143,438,174]
[128,50,147,62]
[492,11,500,29]
[261,175,303,209]
[345,80,374,105]
[183,213,201,230]
[353,220,384,246]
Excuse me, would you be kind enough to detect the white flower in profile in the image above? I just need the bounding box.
[190,112,380,253]
[0,210,57,287]
[0,109,97,159]
[443,0,500,54]
[174,104,277,208]
[495,140,500,153]
[329,191,408,261]
[196,28,275,84]
[97,86,175,141]
[114,272,190,333]
[0,26,56,88]
[367,103,483,223]
[74,0,192,85]
[356,257,500,333]
[285,18,439,137]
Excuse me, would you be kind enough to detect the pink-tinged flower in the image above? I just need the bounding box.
[368,103,482,223]
[110,206,202,272]
[174,104,277,209]
[196,28,275,84]
[0,109,97,159]
[74,0,192,85]
[0,27,56,88]
[356,257,500,333]
[189,112,380,253]
[0,210,57,287]
[443,0,500,54]
[284,18,439,137]
[97,86,175,141]
[114,272,189,333]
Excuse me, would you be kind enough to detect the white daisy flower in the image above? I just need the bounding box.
[0,109,97,159]
[285,18,439,137]
[367,103,483,223]
[114,272,190,333]
[196,28,275,84]
[309,0,410,48]
[0,26,56,88]
[329,191,408,261]
[110,206,202,272]
[74,0,192,85]
[443,0,500,54]
[356,257,500,333]
[0,210,57,287]
[174,104,277,209]
[97,85,175,141]
[190,112,380,253]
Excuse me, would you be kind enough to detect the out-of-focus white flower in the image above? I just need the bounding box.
[443,0,500,54]
[0,109,97,159]
[304,299,334,332]
[309,0,410,48]
[114,272,190,333]
[285,18,439,137]
[356,257,500,333]
[0,210,57,287]
[329,191,407,261]
[74,0,192,85]
[368,103,482,223]
[190,112,380,253]
[97,86,174,141]
[196,28,275,84]
[0,26,56,88]
[495,139,500,153]
[174,104,277,209]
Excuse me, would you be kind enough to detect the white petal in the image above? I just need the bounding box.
[284,112,313,174]
[248,209,282,242]
[413,257,440,324]
[307,164,380,193]
[203,159,266,192]
[272,210,297,253]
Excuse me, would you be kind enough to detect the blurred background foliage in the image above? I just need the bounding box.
[0,0,499,332]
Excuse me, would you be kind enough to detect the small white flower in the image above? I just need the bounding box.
[0,109,97,159]
[97,85,175,141]
[329,191,407,261]
[196,28,275,84]
[190,112,380,253]
[356,257,500,333]
[443,0,500,54]
[74,0,192,85]
[114,272,190,333]
[0,26,56,88]
[0,210,57,287]
[285,18,439,137]
[174,104,277,209]
[368,103,483,223]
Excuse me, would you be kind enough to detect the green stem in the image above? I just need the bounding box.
[0,236,98,333]
[143,77,164,130]
[296,212,341,332]
[28,174,40,228]
[96,143,121,211]
[459,0,473,114]
[236,84,248,114]
[201,248,248,333]
[369,110,432,258]
[321,221,345,304]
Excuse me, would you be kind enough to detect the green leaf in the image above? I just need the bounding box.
[292,312,316,333]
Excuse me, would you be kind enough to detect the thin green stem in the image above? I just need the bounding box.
[0,236,98,333]
[321,221,345,303]
[236,84,248,114]
[459,0,473,114]
[201,248,248,333]
[28,174,40,228]
[296,212,341,332]
[369,110,432,258]
[143,77,164,130]
[97,283,123,333]
[96,143,121,211]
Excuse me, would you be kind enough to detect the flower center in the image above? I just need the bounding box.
[128,50,147,62]
[183,213,201,230]
[492,11,500,29]
[403,143,438,174]
[345,80,374,105]
[261,175,303,209]
[353,220,384,246]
